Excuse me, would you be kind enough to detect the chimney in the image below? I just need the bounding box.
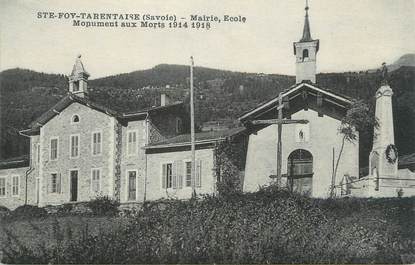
[161,93,171,106]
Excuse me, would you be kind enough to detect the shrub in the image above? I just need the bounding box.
[10,205,47,219]
[86,196,120,216]
[0,205,10,212]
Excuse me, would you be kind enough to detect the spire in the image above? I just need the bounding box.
[71,54,89,78]
[300,0,312,42]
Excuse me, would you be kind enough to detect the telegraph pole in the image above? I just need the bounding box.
[190,56,196,197]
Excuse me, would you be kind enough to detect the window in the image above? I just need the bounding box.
[127,131,137,156]
[302,49,309,59]
[91,169,101,193]
[127,170,137,200]
[162,163,173,189]
[176,118,182,134]
[92,132,102,155]
[37,144,40,163]
[195,160,202,188]
[0,178,6,197]
[185,161,192,187]
[72,115,80,123]
[50,138,58,160]
[50,173,60,193]
[162,161,185,189]
[12,176,19,196]
[70,135,79,158]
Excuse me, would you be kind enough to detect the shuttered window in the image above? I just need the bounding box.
[12,176,19,196]
[185,162,192,187]
[70,135,79,158]
[0,178,6,197]
[91,169,101,193]
[50,173,61,193]
[195,160,202,188]
[50,138,58,160]
[127,131,138,156]
[92,132,102,155]
[162,160,200,189]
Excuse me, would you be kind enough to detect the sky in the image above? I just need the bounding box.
[0,0,414,78]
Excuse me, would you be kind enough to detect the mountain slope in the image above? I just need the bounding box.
[0,64,414,163]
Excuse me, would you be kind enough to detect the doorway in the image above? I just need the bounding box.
[287,149,313,195]
[128,170,137,201]
[70,170,78,202]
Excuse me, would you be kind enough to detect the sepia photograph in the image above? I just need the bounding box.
[0,0,414,263]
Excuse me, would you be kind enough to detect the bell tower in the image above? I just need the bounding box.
[293,0,319,84]
[69,54,90,98]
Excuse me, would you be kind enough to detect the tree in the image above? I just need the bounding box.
[330,100,378,197]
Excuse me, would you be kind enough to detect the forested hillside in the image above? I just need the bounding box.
[1,55,414,164]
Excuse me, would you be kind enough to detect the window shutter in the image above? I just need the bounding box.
[47,175,50,193]
[58,173,62,193]
[196,160,202,188]
[177,160,184,189]
[172,161,178,189]
[162,164,167,189]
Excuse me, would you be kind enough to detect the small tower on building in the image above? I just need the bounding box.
[69,54,90,98]
[368,63,398,195]
[293,1,319,84]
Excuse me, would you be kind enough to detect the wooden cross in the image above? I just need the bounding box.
[251,92,309,185]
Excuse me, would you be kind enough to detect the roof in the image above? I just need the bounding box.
[145,127,246,149]
[0,155,29,170]
[301,6,312,42]
[20,93,183,135]
[70,55,90,79]
[238,82,353,122]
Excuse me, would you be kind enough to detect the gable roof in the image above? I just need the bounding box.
[20,93,183,135]
[238,82,353,123]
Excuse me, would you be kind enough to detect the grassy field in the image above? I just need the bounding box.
[1,188,414,264]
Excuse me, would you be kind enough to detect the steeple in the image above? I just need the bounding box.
[293,0,319,84]
[68,54,90,98]
[301,1,312,42]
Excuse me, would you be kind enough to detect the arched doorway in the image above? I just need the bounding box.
[287,149,313,195]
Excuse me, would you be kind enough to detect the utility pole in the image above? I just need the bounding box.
[190,56,196,197]
[276,92,283,186]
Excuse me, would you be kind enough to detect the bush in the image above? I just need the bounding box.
[0,205,10,212]
[10,205,47,219]
[2,191,415,263]
[86,196,120,216]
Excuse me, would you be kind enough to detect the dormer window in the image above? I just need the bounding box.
[72,115,80,123]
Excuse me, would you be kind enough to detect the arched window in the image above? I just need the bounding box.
[287,149,313,195]
[72,115,80,123]
[302,49,309,59]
